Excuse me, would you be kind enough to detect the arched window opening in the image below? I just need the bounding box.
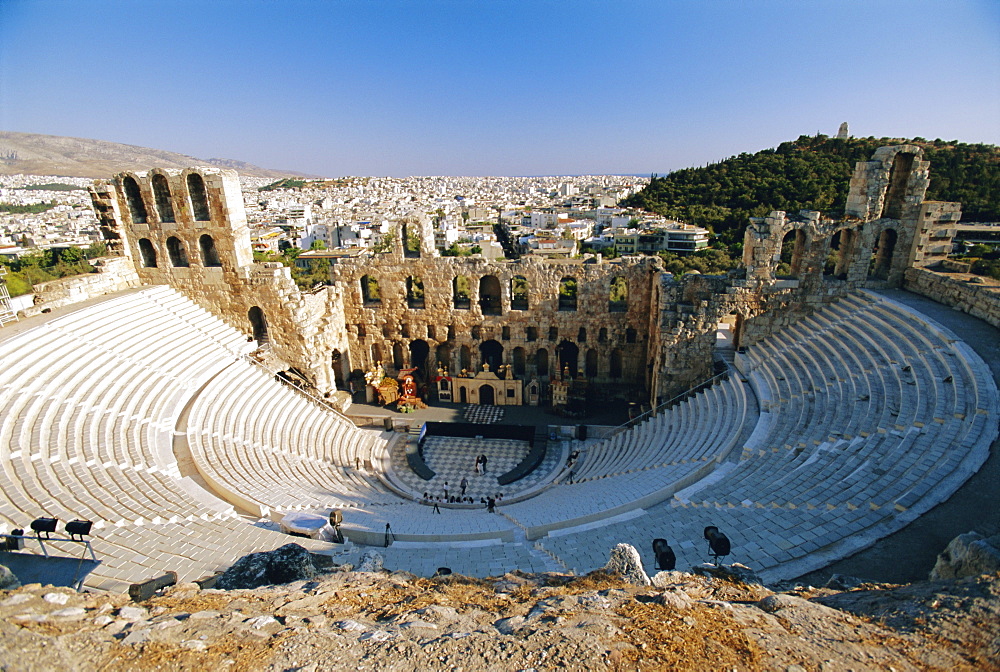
[609,276,628,312]
[460,345,472,372]
[123,176,147,224]
[331,350,346,389]
[187,173,211,221]
[558,277,577,311]
[453,275,471,309]
[609,349,623,379]
[577,327,587,342]
[869,228,898,280]
[557,340,579,378]
[166,236,189,267]
[400,323,410,338]
[548,326,558,341]
[585,349,598,378]
[383,324,393,338]
[535,348,549,378]
[479,275,502,315]
[426,325,436,340]
[361,275,381,305]
[447,325,456,341]
[392,342,405,370]
[479,339,503,373]
[152,174,175,223]
[823,230,842,277]
[402,221,421,258]
[371,343,383,366]
[137,238,157,268]
[357,324,367,339]
[777,229,805,279]
[626,328,637,344]
[881,152,915,220]
[526,326,537,342]
[409,339,429,380]
[436,343,452,372]
[471,325,482,340]
[598,327,608,343]
[510,275,529,310]
[406,276,425,309]
[199,234,222,268]
[512,347,526,377]
[501,326,510,340]
[836,229,858,278]
[248,306,268,343]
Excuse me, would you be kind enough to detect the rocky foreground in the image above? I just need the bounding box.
[1,545,998,672]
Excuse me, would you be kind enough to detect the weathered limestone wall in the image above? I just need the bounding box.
[72,144,966,406]
[88,168,350,394]
[332,240,659,403]
[904,267,1000,329]
[19,257,141,318]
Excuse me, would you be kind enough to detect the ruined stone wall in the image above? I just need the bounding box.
[19,257,141,318]
[88,168,350,394]
[904,267,1000,329]
[75,144,964,406]
[331,240,660,403]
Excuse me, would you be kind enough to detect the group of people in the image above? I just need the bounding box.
[420,491,504,513]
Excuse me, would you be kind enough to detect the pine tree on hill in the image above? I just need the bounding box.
[621,135,1000,245]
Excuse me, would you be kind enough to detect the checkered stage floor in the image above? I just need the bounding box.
[390,434,561,502]
[463,405,505,424]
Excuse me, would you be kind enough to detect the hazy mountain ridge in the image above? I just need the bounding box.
[0,131,312,179]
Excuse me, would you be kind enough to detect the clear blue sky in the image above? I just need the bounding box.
[1,0,998,177]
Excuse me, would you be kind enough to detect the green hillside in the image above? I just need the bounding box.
[622,135,1000,245]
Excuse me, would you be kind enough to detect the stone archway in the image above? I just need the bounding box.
[409,339,430,380]
[479,384,495,405]
[557,340,579,378]
[248,306,268,343]
[479,339,503,373]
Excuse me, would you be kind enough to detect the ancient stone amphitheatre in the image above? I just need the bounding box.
[0,144,997,598]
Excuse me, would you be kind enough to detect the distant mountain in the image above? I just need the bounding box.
[0,131,315,179]
[622,135,1000,243]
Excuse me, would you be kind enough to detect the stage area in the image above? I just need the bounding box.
[389,434,564,502]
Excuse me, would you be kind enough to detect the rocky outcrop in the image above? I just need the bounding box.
[214,543,320,590]
[2,567,996,671]
[930,531,1000,581]
[0,564,20,591]
[603,543,651,585]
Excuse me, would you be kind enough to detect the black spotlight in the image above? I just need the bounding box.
[652,538,676,571]
[31,517,58,539]
[703,526,731,565]
[3,529,24,551]
[65,520,93,541]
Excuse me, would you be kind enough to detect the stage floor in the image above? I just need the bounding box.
[389,434,563,502]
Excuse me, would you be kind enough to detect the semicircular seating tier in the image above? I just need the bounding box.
[0,286,356,591]
[524,290,998,581]
[1,286,996,587]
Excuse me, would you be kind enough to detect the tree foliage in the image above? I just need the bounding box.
[621,135,1000,245]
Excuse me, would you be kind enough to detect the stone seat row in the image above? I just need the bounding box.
[573,374,748,482]
[526,291,997,580]
[0,285,333,591]
[185,359,399,518]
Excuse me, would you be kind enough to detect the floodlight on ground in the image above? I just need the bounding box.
[65,519,93,540]
[652,538,676,571]
[30,517,57,539]
[703,526,731,565]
